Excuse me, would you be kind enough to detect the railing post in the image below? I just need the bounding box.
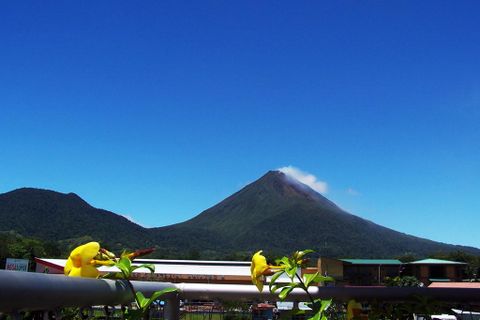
[164,295,180,320]
[9,312,22,320]
[293,301,299,310]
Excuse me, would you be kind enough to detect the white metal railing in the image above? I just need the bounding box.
[1,270,479,319]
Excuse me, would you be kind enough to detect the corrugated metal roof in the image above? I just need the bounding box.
[37,258,251,276]
[340,259,402,265]
[133,259,251,266]
[408,259,466,265]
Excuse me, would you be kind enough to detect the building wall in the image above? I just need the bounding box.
[381,265,402,279]
[446,266,456,280]
[317,257,344,281]
[409,264,465,285]
[35,263,63,274]
[420,265,429,282]
[343,265,379,285]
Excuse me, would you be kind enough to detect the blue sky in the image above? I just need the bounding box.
[1,1,479,249]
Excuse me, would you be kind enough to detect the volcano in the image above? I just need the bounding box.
[150,171,480,258]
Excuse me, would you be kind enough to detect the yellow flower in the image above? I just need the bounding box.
[64,242,102,278]
[346,299,362,320]
[251,250,276,292]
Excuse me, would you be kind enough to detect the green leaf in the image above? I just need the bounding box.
[278,257,292,268]
[118,256,132,268]
[116,257,132,278]
[146,288,178,308]
[312,299,331,314]
[130,288,178,312]
[316,275,334,283]
[132,288,178,312]
[303,272,319,287]
[308,310,322,320]
[285,265,297,279]
[303,273,334,287]
[269,270,285,292]
[135,291,148,309]
[306,299,331,320]
[270,282,291,293]
[319,299,332,313]
[131,263,155,274]
[279,286,295,300]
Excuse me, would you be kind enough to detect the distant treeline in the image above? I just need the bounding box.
[1,230,479,280]
[0,231,62,271]
[0,231,252,271]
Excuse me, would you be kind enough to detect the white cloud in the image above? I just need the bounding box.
[346,188,361,196]
[278,166,328,194]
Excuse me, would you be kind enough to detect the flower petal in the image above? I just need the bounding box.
[65,242,101,278]
[80,265,100,278]
[76,242,101,265]
[66,266,83,277]
[251,250,269,292]
[254,277,264,292]
[66,265,99,278]
[252,251,269,275]
[64,258,73,276]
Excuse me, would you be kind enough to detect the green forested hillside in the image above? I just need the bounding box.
[1,172,479,261]
[0,188,153,253]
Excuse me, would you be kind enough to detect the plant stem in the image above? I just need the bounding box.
[125,278,142,310]
[295,273,315,303]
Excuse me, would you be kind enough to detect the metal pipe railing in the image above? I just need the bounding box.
[0,270,175,313]
[1,270,479,315]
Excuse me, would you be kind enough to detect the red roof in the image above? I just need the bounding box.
[256,303,275,309]
[429,282,480,288]
[34,258,65,273]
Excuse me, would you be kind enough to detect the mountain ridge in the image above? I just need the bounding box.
[0,187,152,252]
[1,171,479,258]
